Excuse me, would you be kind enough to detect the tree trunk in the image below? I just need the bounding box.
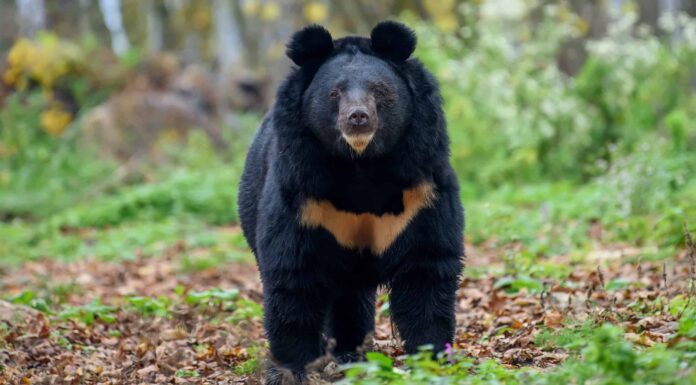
[330,0,371,33]
[557,0,609,75]
[143,0,164,53]
[683,0,696,17]
[16,0,46,37]
[213,0,242,70]
[229,0,260,69]
[98,0,130,56]
[78,0,92,37]
[637,0,660,32]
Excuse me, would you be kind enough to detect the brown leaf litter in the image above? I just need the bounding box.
[0,241,693,384]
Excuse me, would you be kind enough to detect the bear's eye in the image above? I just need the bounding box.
[329,89,340,99]
[369,82,391,98]
[369,82,395,105]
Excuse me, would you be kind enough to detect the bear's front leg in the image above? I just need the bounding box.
[263,283,330,384]
[389,254,462,355]
[326,288,376,363]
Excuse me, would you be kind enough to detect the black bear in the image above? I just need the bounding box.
[238,21,464,384]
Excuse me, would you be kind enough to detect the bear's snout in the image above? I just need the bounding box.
[338,91,378,155]
[342,103,376,136]
[340,107,376,154]
[348,107,370,127]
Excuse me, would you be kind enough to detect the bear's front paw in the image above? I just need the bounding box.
[265,360,305,385]
[334,351,363,364]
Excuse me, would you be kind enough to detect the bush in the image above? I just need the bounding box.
[0,93,115,218]
[410,6,696,194]
[50,166,240,229]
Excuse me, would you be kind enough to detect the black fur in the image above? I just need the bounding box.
[286,24,334,68]
[238,21,464,385]
[371,20,417,62]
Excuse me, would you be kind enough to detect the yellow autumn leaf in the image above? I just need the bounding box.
[575,18,589,35]
[40,106,73,136]
[15,77,28,91]
[2,67,20,86]
[4,33,76,90]
[304,2,328,23]
[424,0,455,17]
[435,14,458,33]
[424,0,458,33]
[7,39,32,66]
[193,9,211,30]
[243,0,260,16]
[260,3,280,21]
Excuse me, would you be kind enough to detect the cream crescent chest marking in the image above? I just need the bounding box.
[299,182,436,255]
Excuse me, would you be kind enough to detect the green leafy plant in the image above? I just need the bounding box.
[494,275,544,294]
[185,287,240,308]
[127,296,171,317]
[174,368,199,378]
[58,299,116,325]
[233,345,264,376]
[227,298,264,324]
[8,290,50,313]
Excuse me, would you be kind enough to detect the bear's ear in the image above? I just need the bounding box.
[370,21,417,62]
[286,24,334,67]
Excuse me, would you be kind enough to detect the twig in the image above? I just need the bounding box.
[660,262,668,314]
[585,283,594,312]
[597,265,614,315]
[677,222,696,318]
[540,282,547,311]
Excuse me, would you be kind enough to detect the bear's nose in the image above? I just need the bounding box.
[348,107,370,126]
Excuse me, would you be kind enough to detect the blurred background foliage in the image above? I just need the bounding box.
[1,2,696,383]
[0,0,695,265]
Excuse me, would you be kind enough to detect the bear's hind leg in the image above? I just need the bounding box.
[326,288,376,363]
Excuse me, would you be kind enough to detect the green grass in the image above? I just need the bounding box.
[0,217,253,266]
[467,180,696,253]
[58,300,117,325]
[233,346,264,376]
[175,369,199,378]
[339,320,696,385]
[535,320,598,352]
[4,285,264,324]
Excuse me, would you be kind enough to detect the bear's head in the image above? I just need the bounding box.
[286,21,418,158]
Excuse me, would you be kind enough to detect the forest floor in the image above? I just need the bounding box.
[1,225,694,384]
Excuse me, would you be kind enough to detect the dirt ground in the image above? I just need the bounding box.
[0,237,693,384]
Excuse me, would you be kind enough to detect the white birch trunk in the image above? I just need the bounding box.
[143,0,164,53]
[213,0,242,70]
[16,0,46,37]
[99,0,131,56]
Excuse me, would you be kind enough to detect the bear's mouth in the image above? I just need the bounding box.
[342,132,374,155]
